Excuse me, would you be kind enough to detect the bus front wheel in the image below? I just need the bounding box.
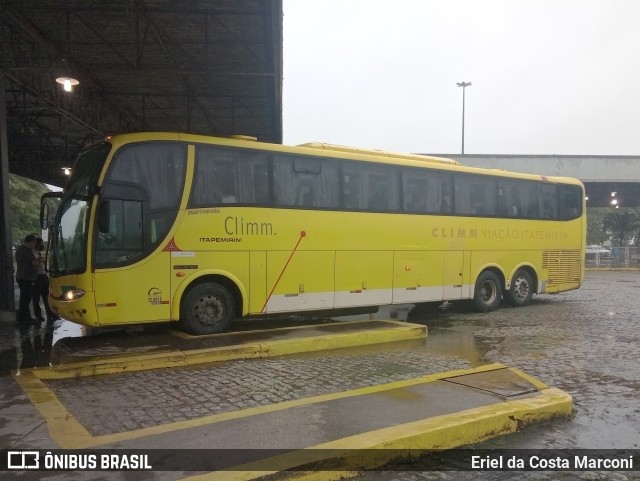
[507,269,534,307]
[473,271,502,312]
[180,283,235,335]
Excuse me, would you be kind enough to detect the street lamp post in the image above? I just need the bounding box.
[456,81,472,154]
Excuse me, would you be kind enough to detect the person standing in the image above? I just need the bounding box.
[14,234,40,326]
[33,237,56,322]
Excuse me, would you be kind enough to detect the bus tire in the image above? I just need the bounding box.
[473,271,502,312]
[180,282,235,335]
[507,269,534,307]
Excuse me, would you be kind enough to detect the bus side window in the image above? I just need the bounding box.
[104,142,186,260]
[539,184,557,219]
[497,181,522,217]
[557,185,582,220]
[274,154,339,209]
[193,155,236,204]
[250,162,270,204]
[402,169,449,214]
[193,145,272,207]
[342,163,399,212]
[497,186,512,217]
[95,199,143,266]
[521,181,539,218]
[454,174,496,216]
[295,178,314,206]
[368,173,391,211]
[402,171,428,213]
[439,175,453,213]
[403,183,423,212]
[342,166,363,210]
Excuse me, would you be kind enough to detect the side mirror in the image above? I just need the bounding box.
[40,192,62,231]
[98,200,110,233]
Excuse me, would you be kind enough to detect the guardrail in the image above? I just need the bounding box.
[585,246,640,268]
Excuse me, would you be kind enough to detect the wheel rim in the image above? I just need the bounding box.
[513,276,530,300]
[193,294,224,326]
[480,280,497,304]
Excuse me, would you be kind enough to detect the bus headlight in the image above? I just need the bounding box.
[63,289,85,301]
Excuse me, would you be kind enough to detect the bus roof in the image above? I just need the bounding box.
[297,142,461,166]
[101,132,583,187]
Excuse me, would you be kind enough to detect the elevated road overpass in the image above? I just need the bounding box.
[427,154,640,208]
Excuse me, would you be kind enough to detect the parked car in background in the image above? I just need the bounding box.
[585,245,613,263]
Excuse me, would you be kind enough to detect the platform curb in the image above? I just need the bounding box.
[29,320,426,380]
[183,386,573,481]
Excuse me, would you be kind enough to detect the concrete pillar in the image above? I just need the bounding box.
[0,75,16,318]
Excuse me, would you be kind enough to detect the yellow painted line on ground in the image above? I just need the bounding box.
[184,387,573,481]
[31,321,426,380]
[14,363,506,449]
[12,370,95,447]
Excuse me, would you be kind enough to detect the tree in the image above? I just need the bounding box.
[602,208,640,247]
[632,208,640,246]
[586,207,610,245]
[9,174,50,244]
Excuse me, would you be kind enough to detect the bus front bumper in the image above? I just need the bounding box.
[49,290,99,327]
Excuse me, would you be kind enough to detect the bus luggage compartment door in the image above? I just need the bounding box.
[443,251,467,300]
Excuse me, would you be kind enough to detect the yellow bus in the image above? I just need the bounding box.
[43,132,585,334]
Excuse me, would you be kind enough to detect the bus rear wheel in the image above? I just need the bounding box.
[180,283,235,335]
[473,271,502,312]
[507,269,534,307]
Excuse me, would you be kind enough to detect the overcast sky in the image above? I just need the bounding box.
[282,0,640,156]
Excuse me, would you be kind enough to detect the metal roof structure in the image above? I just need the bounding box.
[0,0,283,186]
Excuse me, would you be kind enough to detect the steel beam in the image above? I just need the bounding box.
[0,75,15,313]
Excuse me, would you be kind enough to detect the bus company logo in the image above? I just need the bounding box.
[8,451,39,469]
[147,288,163,305]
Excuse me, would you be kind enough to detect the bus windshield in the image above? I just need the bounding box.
[50,142,111,276]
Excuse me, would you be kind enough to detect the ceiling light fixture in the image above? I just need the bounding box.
[56,76,79,92]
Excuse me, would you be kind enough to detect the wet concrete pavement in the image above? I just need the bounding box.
[1,270,639,480]
[355,270,640,480]
[420,271,640,450]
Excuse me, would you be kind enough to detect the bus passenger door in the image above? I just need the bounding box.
[93,197,172,325]
[443,251,466,300]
